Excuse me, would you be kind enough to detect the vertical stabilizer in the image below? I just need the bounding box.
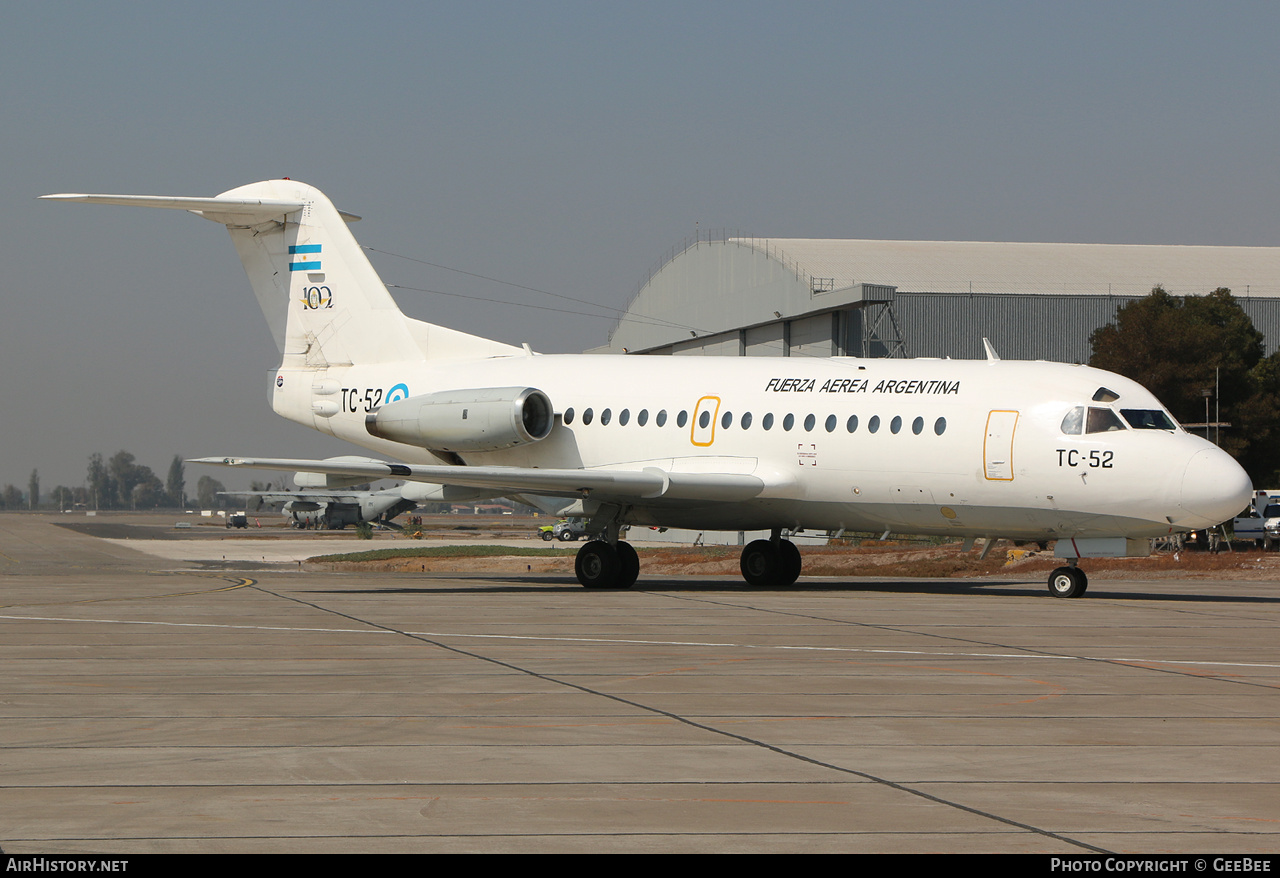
[41,179,521,367]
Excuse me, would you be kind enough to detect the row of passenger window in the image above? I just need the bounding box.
[562,406,947,436]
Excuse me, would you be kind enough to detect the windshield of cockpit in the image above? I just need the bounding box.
[1060,387,1179,435]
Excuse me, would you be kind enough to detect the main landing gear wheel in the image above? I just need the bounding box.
[575,540,637,589]
[740,539,802,587]
[615,541,640,589]
[1048,566,1088,598]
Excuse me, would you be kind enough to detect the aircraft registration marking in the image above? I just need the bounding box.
[1056,449,1115,468]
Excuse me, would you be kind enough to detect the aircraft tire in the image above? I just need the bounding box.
[777,539,802,586]
[576,540,621,589]
[1048,566,1087,598]
[615,541,640,589]
[740,540,780,586]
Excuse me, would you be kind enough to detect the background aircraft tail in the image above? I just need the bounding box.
[43,179,520,368]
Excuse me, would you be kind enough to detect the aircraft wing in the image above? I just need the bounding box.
[191,457,765,503]
[220,491,368,503]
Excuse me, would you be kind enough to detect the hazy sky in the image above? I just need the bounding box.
[6,1,1280,493]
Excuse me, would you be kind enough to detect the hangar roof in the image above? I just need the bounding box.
[751,238,1280,298]
[599,235,1280,354]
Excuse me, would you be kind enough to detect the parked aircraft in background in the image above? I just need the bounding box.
[223,483,417,530]
[43,180,1253,596]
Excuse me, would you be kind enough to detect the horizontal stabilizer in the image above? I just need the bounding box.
[192,457,766,504]
[39,192,362,224]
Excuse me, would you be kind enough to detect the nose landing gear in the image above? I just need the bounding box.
[1048,564,1088,598]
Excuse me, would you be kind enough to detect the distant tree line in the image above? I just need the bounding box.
[0,452,230,511]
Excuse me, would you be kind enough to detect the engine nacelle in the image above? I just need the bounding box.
[365,386,554,453]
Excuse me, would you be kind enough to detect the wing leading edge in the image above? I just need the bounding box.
[191,457,767,504]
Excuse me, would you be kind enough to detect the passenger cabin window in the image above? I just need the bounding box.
[1121,409,1177,431]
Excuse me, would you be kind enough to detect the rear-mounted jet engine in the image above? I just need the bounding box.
[365,386,554,452]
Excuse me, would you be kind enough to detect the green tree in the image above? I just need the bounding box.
[108,451,140,508]
[50,486,75,511]
[196,475,227,509]
[87,453,113,510]
[166,455,186,507]
[1090,286,1279,484]
[2,485,24,509]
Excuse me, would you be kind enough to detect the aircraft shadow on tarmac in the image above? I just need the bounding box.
[310,576,1280,603]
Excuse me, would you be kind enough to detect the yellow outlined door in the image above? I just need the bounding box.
[984,410,1019,480]
[691,396,721,446]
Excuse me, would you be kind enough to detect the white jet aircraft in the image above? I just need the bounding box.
[42,180,1252,596]
[219,459,492,529]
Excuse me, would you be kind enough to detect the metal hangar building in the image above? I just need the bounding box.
[590,235,1280,362]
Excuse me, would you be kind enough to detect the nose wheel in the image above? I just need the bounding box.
[1048,566,1088,598]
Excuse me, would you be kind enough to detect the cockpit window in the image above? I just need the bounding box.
[1092,387,1121,403]
[1061,407,1084,435]
[1086,407,1126,433]
[1121,409,1177,431]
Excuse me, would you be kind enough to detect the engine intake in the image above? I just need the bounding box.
[366,386,554,452]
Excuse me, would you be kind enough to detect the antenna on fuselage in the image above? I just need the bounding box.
[982,337,1001,362]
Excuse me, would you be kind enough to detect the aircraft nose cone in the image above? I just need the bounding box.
[1180,447,1252,526]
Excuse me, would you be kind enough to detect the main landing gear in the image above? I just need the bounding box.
[1047,564,1088,598]
[574,539,639,589]
[739,531,802,587]
[573,527,805,589]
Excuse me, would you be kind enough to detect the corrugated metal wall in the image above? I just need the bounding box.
[630,294,1280,364]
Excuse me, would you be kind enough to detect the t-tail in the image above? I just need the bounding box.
[40,179,520,371]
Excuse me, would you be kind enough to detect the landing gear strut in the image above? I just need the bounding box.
[1047,564,1088,598]
[740,531,802,586]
